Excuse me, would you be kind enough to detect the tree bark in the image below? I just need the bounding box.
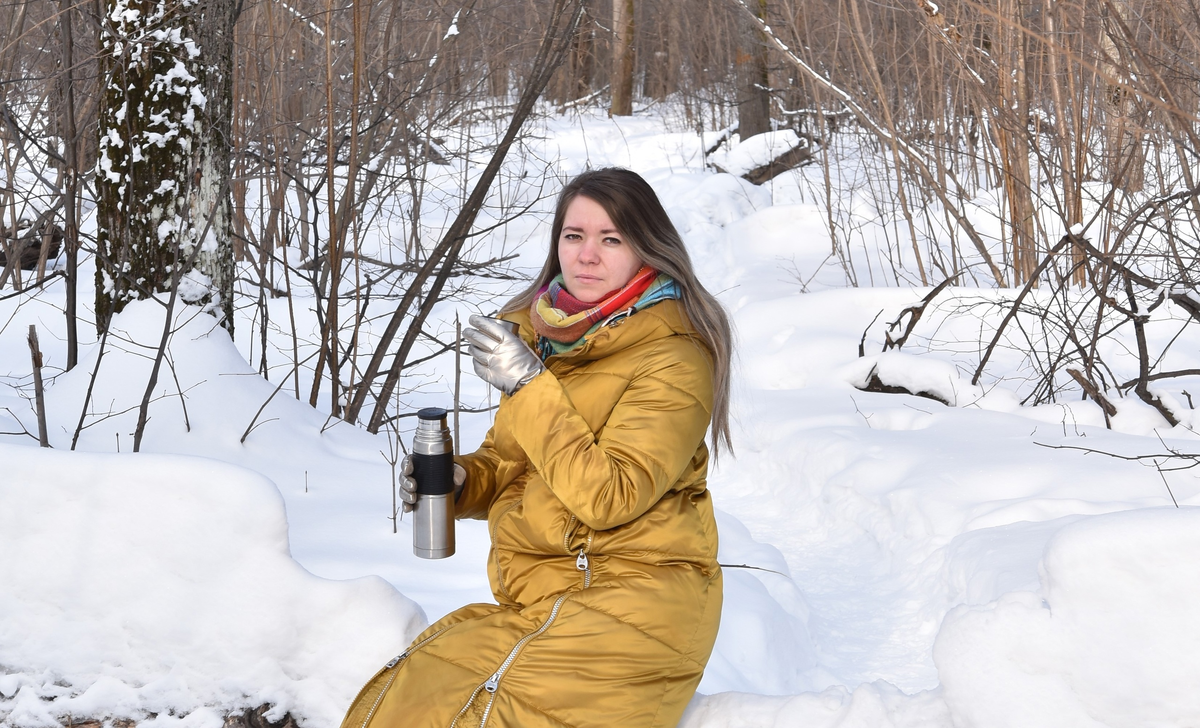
[27,325,49,448]
[569,4,595,100]
[737,0,771,139]
[1042,0,1086,286]
[95,0,236,333]
[58,0,80,369]
[610,0,635,116]
[1100,0,1145,193]
[994,0,1037,286]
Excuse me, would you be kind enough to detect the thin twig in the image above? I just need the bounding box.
[240,349,321,444]
[1035,441,1194,507]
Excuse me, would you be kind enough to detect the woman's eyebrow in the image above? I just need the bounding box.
[561,225,619,233]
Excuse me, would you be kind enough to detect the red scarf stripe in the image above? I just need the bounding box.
[530,266,658,344]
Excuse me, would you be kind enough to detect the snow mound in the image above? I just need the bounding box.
[0,444,424,728]
[710,130,805,176]
[681,682,950,727]
[844,352,984,407]
[844,350,1186,434]
[935,507,1200,727]
[702,510,817,695]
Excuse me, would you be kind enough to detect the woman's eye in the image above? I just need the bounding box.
[603,237,622,245]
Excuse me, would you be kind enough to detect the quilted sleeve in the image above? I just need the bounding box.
[453,426,503,520]
[504,338,713,530]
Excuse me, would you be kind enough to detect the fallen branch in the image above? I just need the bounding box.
[1066,367,1118,417]
[856,364,952,406]
[742,144,814,185]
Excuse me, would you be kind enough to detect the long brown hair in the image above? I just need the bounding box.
[502,167,734,457]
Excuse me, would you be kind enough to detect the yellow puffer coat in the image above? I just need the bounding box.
[341,299,722,728]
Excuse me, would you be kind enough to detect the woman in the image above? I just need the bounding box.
[343,168,733,728]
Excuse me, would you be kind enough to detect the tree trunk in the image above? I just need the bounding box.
[737,0,771,139]
[95,0,236,333]
[1101,0,1145,193]
[610,0,635,116]
[58,0,80,369]
[1042,0,1086,285]
[569,4,595,100]
[994,0,1037,286]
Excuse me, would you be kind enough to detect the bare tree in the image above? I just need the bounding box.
[611,0,636,115]
[347,0,587,431]
[736,0,771,138]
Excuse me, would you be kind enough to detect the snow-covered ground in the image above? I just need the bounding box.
[3,109,1200,728]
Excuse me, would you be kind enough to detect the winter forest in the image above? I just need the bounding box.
[3,0,1200,725]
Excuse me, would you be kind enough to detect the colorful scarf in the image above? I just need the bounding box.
[530,267,682,357]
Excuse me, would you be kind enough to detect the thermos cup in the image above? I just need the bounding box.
[411,407,455,559]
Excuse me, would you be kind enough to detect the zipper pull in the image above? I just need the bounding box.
[484,673,500,693]
[386,652,405,668]
[576,551,589,571]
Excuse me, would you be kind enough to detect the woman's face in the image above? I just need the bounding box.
[557,195,644,303]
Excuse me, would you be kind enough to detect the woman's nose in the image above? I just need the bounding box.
[578,239,600,263]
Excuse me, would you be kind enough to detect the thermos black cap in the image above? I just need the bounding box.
[417,407,448,420]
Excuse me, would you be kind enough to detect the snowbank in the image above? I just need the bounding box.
[0,444,424,728]
[710,131,805,176]
[935,507,1200,728]
[702,511,817,695]
[844,352,986,407]
[681,683,950,728]
[685,507,1200,727]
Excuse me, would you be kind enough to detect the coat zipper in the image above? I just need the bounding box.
[355,625,450,728]
[451,593,572,728]
[562,514,578,553]
[449,681,490,728]
[576,531,594,589]
[576,550,591,588]
[565,516,593,587]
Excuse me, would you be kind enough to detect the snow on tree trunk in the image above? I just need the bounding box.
[95,0,235,333]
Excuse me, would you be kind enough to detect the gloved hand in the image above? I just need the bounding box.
[398,454,466,513]
[463,314,545,396]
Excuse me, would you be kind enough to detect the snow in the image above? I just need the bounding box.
[681,684,951,727]
[936,508,1200,727]
[3,107,1200,727]
[0,443,423,728]
[444,9,461,38]
[844,351,984,406]
[176,269,214,303]
[709,130,805,176]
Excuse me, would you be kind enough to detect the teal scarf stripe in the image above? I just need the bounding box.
[537,274,681,358]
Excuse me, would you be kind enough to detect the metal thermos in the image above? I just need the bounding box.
[411,407,455,559]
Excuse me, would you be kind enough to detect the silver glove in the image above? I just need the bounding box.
[463,314,545,396]
[399,454,466,513]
